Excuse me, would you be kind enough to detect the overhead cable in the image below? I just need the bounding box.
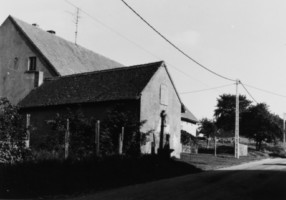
[121,0,236,82]
[180,83,235,94]
[65,0,212,87]
[244,83,286,98]
[240,82,258,104]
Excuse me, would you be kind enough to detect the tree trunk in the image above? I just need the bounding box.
[259,141,262,151]
[256,141,259,151]
[206,137,210,149]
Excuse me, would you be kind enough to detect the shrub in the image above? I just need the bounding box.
[0,98,29,163]
[0,142,31,163]
[181,130,197,147]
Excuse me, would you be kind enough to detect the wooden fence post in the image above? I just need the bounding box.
[214,136,217,157]
[26,114,31,148]
[119,127,124,155]
[65,119,70,159]
[95,120,100,156]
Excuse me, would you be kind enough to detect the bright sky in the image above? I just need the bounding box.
[1,0,286,120]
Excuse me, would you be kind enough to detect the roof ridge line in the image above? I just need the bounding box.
[9,15,96,54]
[59,61,164,79]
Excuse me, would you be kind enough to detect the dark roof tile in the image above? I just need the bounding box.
[19,61,163,108]
[181,107,198,123]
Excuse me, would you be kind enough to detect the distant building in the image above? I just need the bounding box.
[181,107,198,137]
[0,16,198,158]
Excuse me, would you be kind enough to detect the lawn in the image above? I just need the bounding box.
[180,145,269,171]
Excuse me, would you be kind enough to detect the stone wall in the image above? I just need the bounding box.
[239,143,248,156]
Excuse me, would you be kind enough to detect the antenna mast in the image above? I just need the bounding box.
[74,7,80,45]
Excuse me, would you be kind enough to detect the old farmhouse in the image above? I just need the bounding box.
[0,16,197,158]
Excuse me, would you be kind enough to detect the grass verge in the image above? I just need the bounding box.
[181,146,269,171]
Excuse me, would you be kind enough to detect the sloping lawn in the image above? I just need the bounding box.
[181,146,269,171]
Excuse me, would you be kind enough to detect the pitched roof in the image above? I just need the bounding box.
[19,61,163,108]
[181,107,198,124]
[8,16,123,76]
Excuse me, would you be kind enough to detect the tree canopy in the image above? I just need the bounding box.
[198,118,216,138]
[212,94,283,150]
[242,103,282,150]
[214,94,251,133]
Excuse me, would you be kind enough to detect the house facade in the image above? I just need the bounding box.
[0,16,122,104]
[0,16,197,158]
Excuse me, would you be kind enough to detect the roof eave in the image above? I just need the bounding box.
[181,117,198,124]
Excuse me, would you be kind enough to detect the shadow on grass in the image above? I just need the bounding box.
[198,145,234,155]
[269,153,286,158]
[263,163,286,166]
[0,155,202,199]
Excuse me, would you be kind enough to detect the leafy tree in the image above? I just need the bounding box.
[198,118,217,148]
[242,103,282,150]
[0,98,29,163]
[198,118,216,138]
[214,94,251,134]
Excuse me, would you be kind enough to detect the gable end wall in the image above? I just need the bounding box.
[0,18,54,104]
[140,66,182,158]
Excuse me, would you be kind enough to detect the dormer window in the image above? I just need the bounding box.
[28,57,37,71]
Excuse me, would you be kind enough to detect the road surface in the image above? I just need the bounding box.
[68,158,286,200]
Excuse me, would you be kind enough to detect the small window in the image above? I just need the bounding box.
[28,57,37,71]
[13,57,19,70]
[160,84,168,105]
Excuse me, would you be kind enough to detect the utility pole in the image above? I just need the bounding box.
[235,79,240,159]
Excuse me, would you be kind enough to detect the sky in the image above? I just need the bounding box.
[1,0,286,120]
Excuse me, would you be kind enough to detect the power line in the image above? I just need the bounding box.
[244,83,286,98]
[240,81,258,104]
[180,83,235,94]
[65,0,276,104]
[64,0,213,87]
[120,0,236,82]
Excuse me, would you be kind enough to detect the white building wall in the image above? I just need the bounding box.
[181,121,198,136]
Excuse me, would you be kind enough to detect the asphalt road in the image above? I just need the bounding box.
[68,158,286,200]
